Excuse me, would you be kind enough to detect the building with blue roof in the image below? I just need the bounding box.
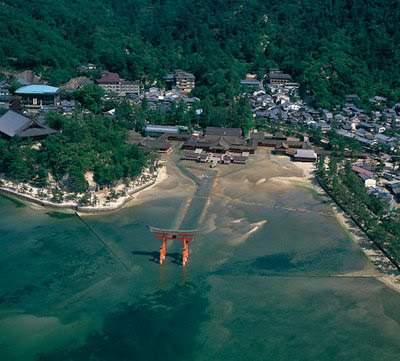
[14,85,60,112]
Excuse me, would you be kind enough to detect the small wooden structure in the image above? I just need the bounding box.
[149,226,198,266]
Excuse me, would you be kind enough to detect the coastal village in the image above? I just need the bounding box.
[2,4,400,360]
[0,66,398,212]
[2,65,399,290]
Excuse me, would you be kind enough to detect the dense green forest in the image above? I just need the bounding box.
[1,0,400,108]
[0,114,148,195]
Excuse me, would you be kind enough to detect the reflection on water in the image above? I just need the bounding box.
[0,169,400,361]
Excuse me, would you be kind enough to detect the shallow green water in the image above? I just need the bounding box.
[0,182,400,361]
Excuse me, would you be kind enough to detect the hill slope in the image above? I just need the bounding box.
[1,0,399,106]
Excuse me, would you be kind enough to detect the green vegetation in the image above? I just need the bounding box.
[1,0,399,110]
[0,114,149,194]
[134,94,254,135]
[317,157,400,267]
[73,84,105,114]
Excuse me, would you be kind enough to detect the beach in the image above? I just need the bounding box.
[179,150,400,292]
[1,147,400,361]
[1,145,399,291]
[263,154,400,292]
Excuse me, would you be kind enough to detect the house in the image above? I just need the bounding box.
[311,122,331,133]
[368,187,396,212]
[355,136,376,147]
[269,73,292,85]
[144,124,181,137]
[119,81,140,97]
[293,149,317,162]
[363,177,377,188]
[96,72,120,93]
[0,85,10,109]
[351,165,377,188]
[334,114,346,123]
[59,100,76,115]
[232,152,249,164]
[358,122,375,131]
[206,127,242,137]
[382,110,398,122]
[320,109,333,122]
[183,127,257,154]
[346,94,360,103]
[369,96,387,105]
[252,132,305,149]
[182,151,201,162]
[96,73,140,96]
[143,87,199,111]
[77,63,97,74]
[374,134,390,144]
[139,137,171,153]
[273,141,290,154]
[336,129,355,139]
[0,110,57,138]
[14,85,60,112]
[0,82,10,96]
[302,112,313,123]
[268,69,292,85]
[341,123,353,131]
[240,75,262,88]
[164,70,195,93]
[386,181,400,198]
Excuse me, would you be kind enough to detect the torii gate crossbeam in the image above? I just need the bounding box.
[149,226,198,266]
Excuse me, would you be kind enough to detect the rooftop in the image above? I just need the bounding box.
[145,124,180,134]
[294,149,317,159]
[0,110,57,137]
[15,85,60,95]
[205,127,242,137]
[270,73,292,80]
[96,72,120,83]
[0,110,32,137]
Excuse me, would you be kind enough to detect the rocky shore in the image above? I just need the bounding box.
[0,166,167,214]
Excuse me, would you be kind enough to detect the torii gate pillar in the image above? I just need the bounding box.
[149,227,198,266]
[160,237,167,264]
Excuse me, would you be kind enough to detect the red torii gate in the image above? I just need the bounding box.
[149,226,198,266]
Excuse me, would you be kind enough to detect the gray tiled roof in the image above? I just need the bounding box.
[0,110,32,137]
[0,110,57,138]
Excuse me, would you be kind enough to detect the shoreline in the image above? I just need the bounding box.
[0,166,168,215]
[1,153,399,291]
[286,162,400,293]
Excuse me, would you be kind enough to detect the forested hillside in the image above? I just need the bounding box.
[1,0,400,107]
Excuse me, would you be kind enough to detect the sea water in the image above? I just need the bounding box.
[0,177,399,361]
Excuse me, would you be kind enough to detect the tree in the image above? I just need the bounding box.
[6,149,29,182]
[51,187,64,203]
[45,112,66,130]
[74,84,105,114]
[68,169,88,193]
[34,166,48,187]
[317,155,325,178]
